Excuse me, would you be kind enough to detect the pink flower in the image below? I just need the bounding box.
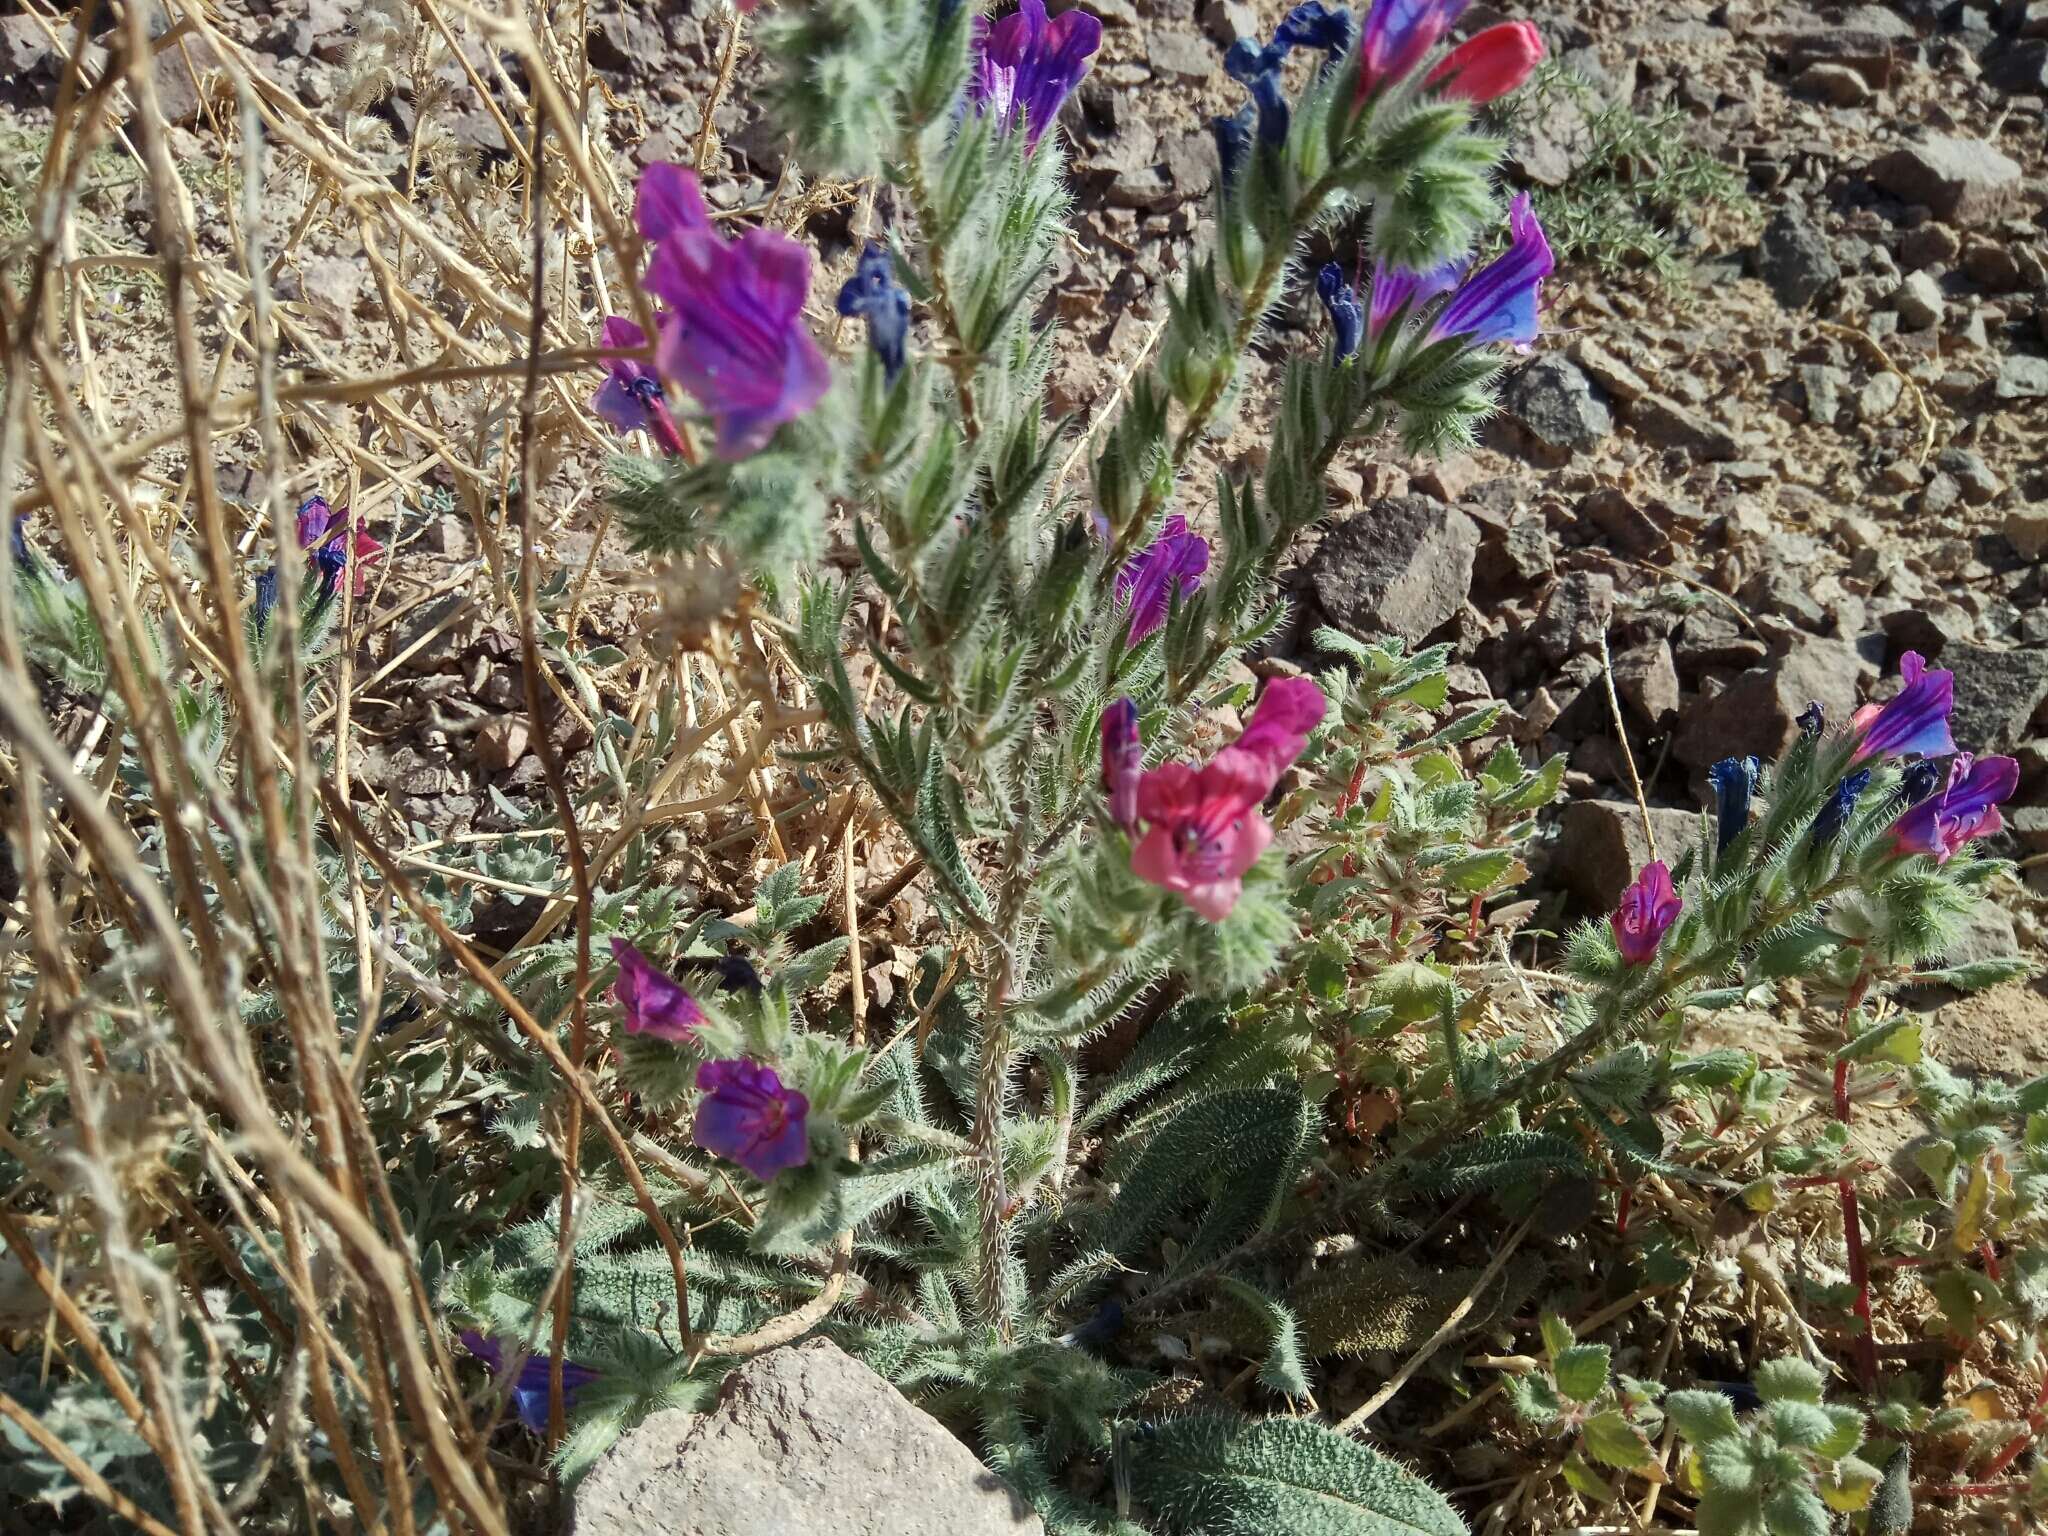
[1892,753,2019,864]
[1127,679,1326,921]
[694,1059,809,1181]
[611,938,706,1042]
[1425,21,1545,102]
[298,497,382,600]
[1116,514,1209,643]
[635,164,830,460]
[1610,861,1681,967]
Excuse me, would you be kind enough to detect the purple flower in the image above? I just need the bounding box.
[459,1331,598,1434]
[1796,701,1825,740]
[591,316,689,458]
[1116,514,1210,642]
[971,0,1103,150]
[1317,263,1364,361]
[1211,107,1254,183]
[1610,860,1681,967]
[253,567,279,633]
[310,541,348,606]
[1892,753,2019,864]
[1811,768,1871,847]
[611,939,707,1043]
[1101,696,1141,830]
[1357,0,1470,102]
[295,494,336,549]
[834,243,912,382]
[1366,259,1465,340]
[1900,759,1944,806]
[1707,754,1762,856]
[636,164,830,460]
[1850,649,1956,764]
[1430,193,1553,351]
[694,1059,810,1182]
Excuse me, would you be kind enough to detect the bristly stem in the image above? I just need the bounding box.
[902,130,983,443]
[1834,971,1878,1394]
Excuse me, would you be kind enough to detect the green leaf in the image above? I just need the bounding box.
[1217,1278,1312,1400]
[1582,1410,1654,1471]
[1911,957,2032,991]
[1554,1344,1612,1404]
[1664,1389,1741,1444]
[1538,1311,1574,1362]
[1752,1357,1824,1405]
[1767,1400,1836,1451]
[1762,1484,1830,1536]
[1837,1016,1922,1067]
[1813,1403,1865,1462]
[1441,849,1519,893]
[1124,1415,1468,1536]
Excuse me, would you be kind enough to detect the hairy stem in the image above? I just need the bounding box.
[902,130,983,443]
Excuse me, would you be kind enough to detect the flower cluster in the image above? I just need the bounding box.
[1357,0,1544,106]
[1340,194,1554,363]
[1103,678,1325,920]
[459,1331,598,1435]
[591,315,689,458]
[295,494,382,602]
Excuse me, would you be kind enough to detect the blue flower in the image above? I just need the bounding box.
[1316,263,1364,361]
[311,541,348,608]
[834,243,912,382]
[1430,192,1554,351]
[1708,755,1762,855]
[1211,107,1254,183]
[253,567,280,634]
[1899,759,1944,807]
[1796,701,1825,740]
[9,518,37,582]
[970,0,1103,150]
[1811,769,1871,846]
[1225,3,1355,146]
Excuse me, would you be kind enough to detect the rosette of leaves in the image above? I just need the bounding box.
[1505,1311,1664,1502]
[1666,1358,1884,1535]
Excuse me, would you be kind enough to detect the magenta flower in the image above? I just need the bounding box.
[1892,753,2018,864]
[635,164,830,460]
[459,1331,598,1434]
[611,938,707,1042]
[294,495,383,599]
[1430,193,1553,351]
[971,0,1103,149]
[1116,514,1210,642]
[1366,259,1465,340]
[694,1059,810,1181]
[591,315,689,457]
[1101,696,1141,831]
[1234,675,1327,777]
[1357,0,1470,103]
[1849,650,1956,763]
[1610,860,1681,967]
[1128,679,1326,921]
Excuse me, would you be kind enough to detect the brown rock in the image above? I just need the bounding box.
[1675,636,1869,769]
[1628,393,1741,461]
[1549,800,1705,911]
[1613,641,1681,725]
[1871,135,2024,224]
[477,717,531,773]
[1304,495,1479,642]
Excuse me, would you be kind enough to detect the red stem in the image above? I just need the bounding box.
[1980,1240,2003,1283]
[1834,978,1877,1393]
[647,396,690,460]
[1978,1376,2048,1480]
[1615,1186,1632,1238]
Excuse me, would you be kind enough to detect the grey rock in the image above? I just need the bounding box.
[1946,641,2048,752]
[1754,205,1841,308]
[1986,39,2048,95]
[1871,135,2024,224]
[1,14,54,75]
[1794,61,1872,105]
[1580,487,1670,559]
[1629,393,1740,461]
[1306,496,1479,642]
[1499,356,1612,460]
[2003,508,2048,560]
[574,1340,1042,1536]
[1996,354,2048,402]
[1935,448,2003,506]
[1149,29,1217,80]
[1855,371,1904,424]
[1893,270,1945,330]
[1572,338,1650,402]
[1549,800,1704,911]
[1527,571,1617,665]
[1739,568,1828,630]
[1798,363,1845,426]
[1674,609,1770,672]
[1675,637,1867,769]
[1940,900,2020,969]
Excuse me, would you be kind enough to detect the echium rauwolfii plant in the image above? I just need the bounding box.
[442,5,2031,1534]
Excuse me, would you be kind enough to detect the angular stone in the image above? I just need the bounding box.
[1771,27,1897,87]
[1628,393,1740,461]
[1871,135,2024,224]
[1527,570,1616,665]
[1893,270,1945,330]
[1305,495,1479,642]
[1996,354,2048,402]
[1935,447,2003,506]
[1754,204,1841,309]
[1794,61,1872,105]
[1945,641,2048,752]
[1674,637,1867,769]
[1580,487,1670,560]
[2003,507,2048,560]
[1549,799,1705,911]
[1613,641,1681,725]
[1499,356,1612,461]
[574,1340,1043,1536]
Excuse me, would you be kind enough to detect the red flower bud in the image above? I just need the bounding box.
[1426,21,1545,104]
